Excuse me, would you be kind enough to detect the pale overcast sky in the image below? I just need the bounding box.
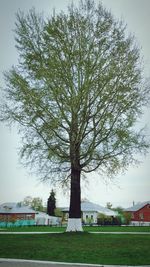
[0,0,150,208]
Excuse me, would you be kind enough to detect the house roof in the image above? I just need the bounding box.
[0,202,36,214]
[62,200,117,216]
[125,201,150,212]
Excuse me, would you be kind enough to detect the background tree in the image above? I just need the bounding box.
[123,211,132,225]
[0,0,149,231]
[112,206,132,225]
[54,208,63,218]
[31,197,43,211]
[47,190,56,216]
[112,206,124,214]
[22,196,43,211]
[22,196,33,207]
[97,213,113,226]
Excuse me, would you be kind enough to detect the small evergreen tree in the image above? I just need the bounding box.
[47,190,56,216]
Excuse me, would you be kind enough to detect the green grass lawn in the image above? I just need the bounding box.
[84,225,150,232]
[0,226,65,232]
[1,225,150,232]
[0,232,150,265]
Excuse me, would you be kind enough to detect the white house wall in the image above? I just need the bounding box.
[82,211,97,223]
[35,213,61,226]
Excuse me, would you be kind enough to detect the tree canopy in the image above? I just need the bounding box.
[0,0,149,230]
[21,196,43,211]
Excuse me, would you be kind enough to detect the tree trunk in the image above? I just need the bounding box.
[66,166,83,232]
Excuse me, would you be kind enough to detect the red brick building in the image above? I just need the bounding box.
[126,201,150,226]
[0,203,36,227]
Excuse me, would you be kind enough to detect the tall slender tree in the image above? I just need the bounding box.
[0,0,149,231]
[47,190,56,216]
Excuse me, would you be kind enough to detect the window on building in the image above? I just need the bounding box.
[86,215,88,219]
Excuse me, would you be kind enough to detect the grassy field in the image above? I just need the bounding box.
[84,225,150,232]
[0,226,65,232]
[1,225,150,232]
[0,232,150,265]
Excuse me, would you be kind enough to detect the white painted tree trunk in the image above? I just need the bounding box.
[66,218,83,232]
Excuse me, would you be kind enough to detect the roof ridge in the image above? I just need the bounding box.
[126,201,150,211]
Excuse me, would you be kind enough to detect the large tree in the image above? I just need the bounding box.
[0,0,149,231]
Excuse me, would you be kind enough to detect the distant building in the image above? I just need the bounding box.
[35,211,61,226]
[61,199,117,224]
[125,201,150,226]
[0,202,36,227]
